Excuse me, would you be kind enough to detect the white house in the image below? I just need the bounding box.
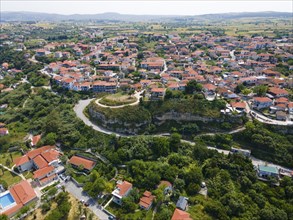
[253,97,273,110]
[112,181,133,205]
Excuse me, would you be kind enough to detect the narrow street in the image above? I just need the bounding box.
[64,180,110,220]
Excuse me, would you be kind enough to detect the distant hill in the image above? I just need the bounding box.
[1,11,291,22]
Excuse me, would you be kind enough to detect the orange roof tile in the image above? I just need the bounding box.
[33,155,48,169]
[31,135,41,146]
[33,166,54,179]
[253,97,272,103]
[69,156,96,170]
[9,180,37,205]
[171,208,192,220]
[39,174,57,184]
[26,145,55,159]
[41,150,59,163]
[14,155,30,167]
[116,181,133,197]
[231,102,246,109]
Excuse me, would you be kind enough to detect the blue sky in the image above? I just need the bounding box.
[1,1,292,15]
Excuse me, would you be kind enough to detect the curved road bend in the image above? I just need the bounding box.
[74,99,246,138]
[74,99,293,185]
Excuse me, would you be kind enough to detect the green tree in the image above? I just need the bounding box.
[185,80,203,94]
[253,85,268,96]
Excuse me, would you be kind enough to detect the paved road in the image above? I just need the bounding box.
[246,101,293,126]
[74,98,125,137]
[74,98,246,138]
[64,180,110,220]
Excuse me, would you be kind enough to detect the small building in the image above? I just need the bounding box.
[158,180,173,195]
[139,191,155,210]
[231,102,247,113]
[253,97,273,110]
[171,208,192,220]
[151,88,166,100]
[176,196,188,211]
[112,180,133,205]
[258,165,279,178]
[68,155,96,172]
[30,135,41,147]
[276,111,287,121]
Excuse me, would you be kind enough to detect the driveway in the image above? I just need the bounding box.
[64,180,110,220]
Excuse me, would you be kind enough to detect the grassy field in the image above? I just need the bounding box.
[0,169,22,185]
[99,92,137,106]
[0,151,22,167]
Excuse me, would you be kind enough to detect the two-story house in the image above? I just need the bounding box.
[112,181,133,205]
[253,97,273,110]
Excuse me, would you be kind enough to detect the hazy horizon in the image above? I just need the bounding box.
[1,1,292,16]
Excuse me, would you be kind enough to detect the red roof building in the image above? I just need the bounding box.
[31,135,41,146]
[112,181,133,205]
[139,191,155,210]
[171,208,192,220]
[68,155,96,171]
[3,180,37,217]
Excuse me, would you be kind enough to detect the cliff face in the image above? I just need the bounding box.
[89,107,150,134]
[89,106,244,135]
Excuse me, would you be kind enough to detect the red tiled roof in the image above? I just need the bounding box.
[41,150,59,163]
[14,155,30,167]
[116,181,132,197]
[139,191,155,209]
[33,166,54,179]
[231,102,246,109]
[269,87,289,95]
[151,88,166,93]
[3,203,23,217]
[26,145,55,159]
[69,156,96,170]
[203,83,216,91]
[33,155,48,169]
[9,180,37,205]
[253,97,272,103]
[171,209,192,220]
[31,135,41,146]
[39,174,57,184]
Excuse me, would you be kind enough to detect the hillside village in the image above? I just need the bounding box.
[2,29,292,126]
[0,18,293,220]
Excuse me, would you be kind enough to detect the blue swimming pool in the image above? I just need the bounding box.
[0,192,15,209]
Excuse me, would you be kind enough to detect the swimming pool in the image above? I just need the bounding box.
[0,192,15,209]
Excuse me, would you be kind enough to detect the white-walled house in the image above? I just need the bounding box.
[112,181,133,205]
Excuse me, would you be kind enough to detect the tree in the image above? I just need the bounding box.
[44,132,57,145]
[169,133,181,152]
[185,80,203,94]
[0,215,9,220]
[253,85,268,96]
[122,196,136,213]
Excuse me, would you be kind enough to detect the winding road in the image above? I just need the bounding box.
[74,98,246,138]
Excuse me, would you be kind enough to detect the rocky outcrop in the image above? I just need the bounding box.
[89,106,150,134]
[154,111,225,125]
